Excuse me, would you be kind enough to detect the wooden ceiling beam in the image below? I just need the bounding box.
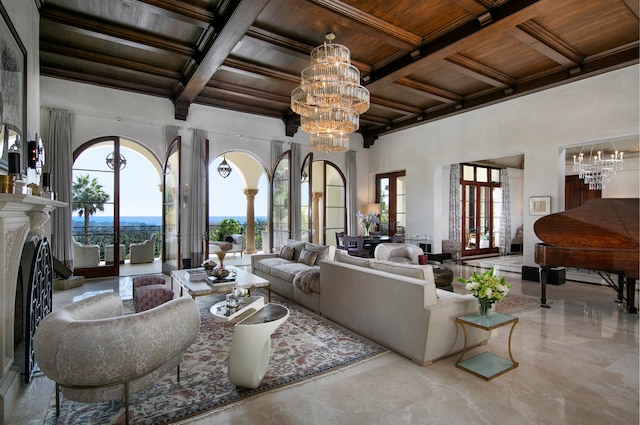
[174,0,270,119]
[366,0,547,89]
[40,5,195,57]
[40,42,183,80]
[220,58,300,84]
[445,54,514,87]
[369,95,424,115]
[395,78,463,103]
[246,26,370,73]
[194,97,285,118]
[205,81,292,105]
[122,0,214,27]
[508,21,583,67]
[40,66,173,97]
[307,0,421,47]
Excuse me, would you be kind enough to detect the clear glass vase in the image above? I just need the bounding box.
[478,298,492,317]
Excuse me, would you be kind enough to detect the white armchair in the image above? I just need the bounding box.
[130,233,157,264]
[34,292,200,424]
[72,238,100,268]
[374,243,424,264]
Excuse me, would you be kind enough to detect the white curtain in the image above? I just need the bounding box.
[448,164,461,242]
[163,125,179,155]
[46,109,74,267]
[346,150,357,235]
[189,129,207,265]
[499,168,512,255]
[271,140,284,171]
[290,143,301,241]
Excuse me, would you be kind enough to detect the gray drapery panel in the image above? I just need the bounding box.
[46,109,74,267]
[189,129,207,265]
[290,143,301,241]
[449,164,462,242]
[163,125,179,155]
[346,150,357,235]
[271,140,284,171]
[499,168,512,255]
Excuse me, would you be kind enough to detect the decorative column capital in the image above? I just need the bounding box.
[243,188,259,199]
[312,192,323,201]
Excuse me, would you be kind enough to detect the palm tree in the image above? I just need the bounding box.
[72,174,110,244]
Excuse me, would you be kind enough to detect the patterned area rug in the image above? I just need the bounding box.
[43,291,386,424]
[452,281,540,314]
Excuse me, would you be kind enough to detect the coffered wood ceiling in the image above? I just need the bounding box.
[38,0,639,148]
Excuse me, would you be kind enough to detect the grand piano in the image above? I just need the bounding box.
[534,198,639,314]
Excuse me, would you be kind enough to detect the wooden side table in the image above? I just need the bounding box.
[456,311,519,381]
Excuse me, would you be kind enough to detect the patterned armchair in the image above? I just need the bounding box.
[33,292,200,424]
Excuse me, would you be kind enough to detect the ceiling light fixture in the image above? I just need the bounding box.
[217,155,232,178]
[291,33,370,153]
[106,151,127,170]
[573,145,624,190]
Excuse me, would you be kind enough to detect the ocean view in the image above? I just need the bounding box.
[72,216,267,226]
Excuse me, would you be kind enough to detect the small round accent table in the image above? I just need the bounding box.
[428,260,454,291]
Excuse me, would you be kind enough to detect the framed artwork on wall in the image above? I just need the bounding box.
[529,196,551,216]
[0,2,27,172]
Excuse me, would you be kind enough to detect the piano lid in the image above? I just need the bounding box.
[534,198,639,250]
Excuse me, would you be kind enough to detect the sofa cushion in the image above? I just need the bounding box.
[279,245,295,261]
[298,248,318,266]
[225,236,234,243]
[335,251,372,268]
[286,240,307,261]
[253,257,293,275]
[373,260,434,283]
[271,262,316,283]
[305,242,330,265]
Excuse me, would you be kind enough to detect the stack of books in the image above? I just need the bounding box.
[186,268,207,280]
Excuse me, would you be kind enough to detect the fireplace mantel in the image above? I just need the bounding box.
[0,194,66,421]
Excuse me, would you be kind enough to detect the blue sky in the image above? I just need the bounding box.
[72,145,268,218]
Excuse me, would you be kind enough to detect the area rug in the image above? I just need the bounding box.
[452,281,540,314]
[43,291,386,424]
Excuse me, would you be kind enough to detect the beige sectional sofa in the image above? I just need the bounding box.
[251,240,335,312]
[320,252,489,365]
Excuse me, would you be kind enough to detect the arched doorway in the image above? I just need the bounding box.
[72,136,162,277]
[208,150,270,257]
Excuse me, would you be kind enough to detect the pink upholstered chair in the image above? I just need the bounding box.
[132,275,174,312]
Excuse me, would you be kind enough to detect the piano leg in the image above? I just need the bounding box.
[539,266,551,308]
[626,278,637,314]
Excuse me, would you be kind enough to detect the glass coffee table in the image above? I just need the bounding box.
[171,267,271,302]
[210,295,265,322]
[455,311,519,381]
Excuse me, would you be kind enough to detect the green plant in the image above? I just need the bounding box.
[214,218,242,241]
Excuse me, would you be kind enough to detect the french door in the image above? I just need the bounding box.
[375,171,406,236]
[162,137,182,274]
[461,164,500,257]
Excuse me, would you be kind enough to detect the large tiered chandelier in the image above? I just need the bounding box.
[573,145,624,190]
[291,33,370,153]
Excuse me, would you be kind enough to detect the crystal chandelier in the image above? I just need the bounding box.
[573,146,624,190]
[291,33,370,153]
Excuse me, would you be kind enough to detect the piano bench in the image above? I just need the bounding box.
[522,265,566,285]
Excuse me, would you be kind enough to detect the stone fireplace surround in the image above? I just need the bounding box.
[0,194,65,421]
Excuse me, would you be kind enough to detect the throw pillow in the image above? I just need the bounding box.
[286,239,307,261]
[305,242,330,265]
[225,236,235,243]
[279,245,295,261]
[298,248,318,266]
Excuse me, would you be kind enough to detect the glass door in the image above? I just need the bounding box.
[271,152,291,251]
[320,161,346,245]
[72,137,120,277]
[162,137,181,273]
[375,171,406,236]
[461,164,500,257]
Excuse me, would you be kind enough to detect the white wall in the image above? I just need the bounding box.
[368,65,640,267]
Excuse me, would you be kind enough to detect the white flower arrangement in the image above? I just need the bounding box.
[457,267,511,303]
[356,210,380,230]
[233,287,248,298]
